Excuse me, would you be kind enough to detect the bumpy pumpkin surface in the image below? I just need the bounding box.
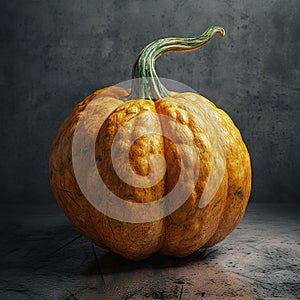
[49,26,251,260]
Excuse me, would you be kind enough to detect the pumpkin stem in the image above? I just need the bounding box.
[127,26,225,101]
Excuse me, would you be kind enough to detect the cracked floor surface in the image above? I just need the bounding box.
[0,202,299,299]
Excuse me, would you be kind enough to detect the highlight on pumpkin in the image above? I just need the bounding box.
[70,77,227,223]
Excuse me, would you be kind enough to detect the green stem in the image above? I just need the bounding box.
[127,26,225,101]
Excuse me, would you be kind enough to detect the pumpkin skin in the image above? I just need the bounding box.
[49,26,251,260]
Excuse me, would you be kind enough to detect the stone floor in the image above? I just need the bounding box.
[0,201,299,299]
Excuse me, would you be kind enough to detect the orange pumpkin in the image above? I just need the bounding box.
[49,26,251,260]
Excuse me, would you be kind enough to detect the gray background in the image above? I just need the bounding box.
[1,0,299,212]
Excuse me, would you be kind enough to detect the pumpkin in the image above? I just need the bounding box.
[49,26,251,260]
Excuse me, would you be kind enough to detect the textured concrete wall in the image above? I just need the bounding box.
[0,0,299,205]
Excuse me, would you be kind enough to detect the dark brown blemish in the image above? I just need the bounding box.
[234,188,244,200]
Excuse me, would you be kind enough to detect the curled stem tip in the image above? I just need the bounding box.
[128,26,225,100]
